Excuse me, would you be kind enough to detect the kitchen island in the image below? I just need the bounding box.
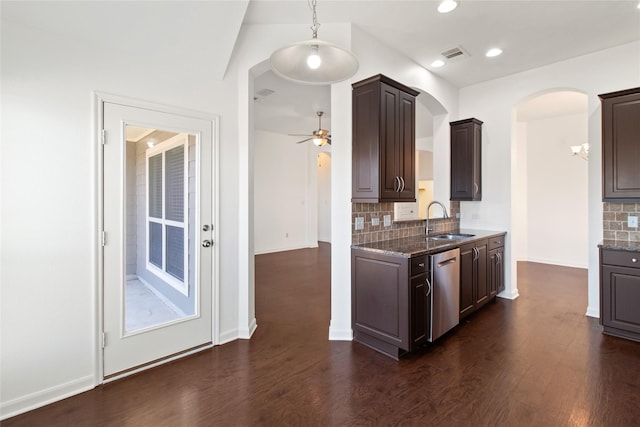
[352,230,506,359]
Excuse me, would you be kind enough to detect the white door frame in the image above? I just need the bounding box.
[94,92,220,383]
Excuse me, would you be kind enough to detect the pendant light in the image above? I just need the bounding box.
[269,0,359,85]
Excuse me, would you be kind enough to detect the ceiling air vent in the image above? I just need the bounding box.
[441,46,468,61]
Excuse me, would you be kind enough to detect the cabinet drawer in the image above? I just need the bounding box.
[411,255,429,276]
[601,249,640,269]
[488,235,504,250]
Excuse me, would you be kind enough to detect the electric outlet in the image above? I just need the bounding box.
[355,217,365,230]
[629,215,638,228]
[371,217,380,226]
[383,215,392,227]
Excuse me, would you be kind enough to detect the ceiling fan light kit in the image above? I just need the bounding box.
[269,0,359,85]
[291,111,332,146]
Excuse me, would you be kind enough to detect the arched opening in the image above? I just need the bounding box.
[511,89,589,293]
[251,64,332,335]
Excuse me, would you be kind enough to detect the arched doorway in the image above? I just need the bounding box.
[512,89,589,285]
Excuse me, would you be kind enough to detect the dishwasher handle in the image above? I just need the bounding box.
[437,257,458,268]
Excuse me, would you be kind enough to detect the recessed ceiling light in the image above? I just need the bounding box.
[486,48,503,58]
[438,0,458,14]
[431,59,445,68]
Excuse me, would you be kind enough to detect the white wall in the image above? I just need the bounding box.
[1,12,244,417]
[317,152,332,243]
[524,113,588,268]
[233,22,460,342]
[254,130,318,254]
[459,41,640,316]
[327,26,460,340]
[4,2,636,418]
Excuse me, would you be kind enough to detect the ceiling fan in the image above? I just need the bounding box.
[290,111,331,146]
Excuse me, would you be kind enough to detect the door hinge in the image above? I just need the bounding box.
[101,231,107,246]
[101,332,107,348]
[101,129,106,145]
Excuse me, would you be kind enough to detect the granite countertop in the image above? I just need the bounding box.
[599,240,640,253]
[352,229,507,257]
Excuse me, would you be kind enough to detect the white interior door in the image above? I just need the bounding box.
[101,100,215,378]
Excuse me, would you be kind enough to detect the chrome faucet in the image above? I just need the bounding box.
[426,200,449,236]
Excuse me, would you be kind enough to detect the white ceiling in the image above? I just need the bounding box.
[248,0,639,136]
[4,1,638,137]
[245,0,640,88]
[254,70,332,137]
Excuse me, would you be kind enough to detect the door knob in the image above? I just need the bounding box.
[202,240,212,248]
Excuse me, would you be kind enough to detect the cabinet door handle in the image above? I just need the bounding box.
[425,278,432,297]
[633,258,637,263]
[472,246,478,262]
[474,183,479,195]
[418,262,425,268]
[393,176,399,192]
[400,177,405,192]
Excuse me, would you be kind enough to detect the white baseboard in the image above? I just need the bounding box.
[217,329,238,345]
[236,317,257,339]
[254,244,319,255]
[0,375,95,421]
[328,324,353,341]
[524,258,588,269]
[498,288,520,300]
[586,305,600,318]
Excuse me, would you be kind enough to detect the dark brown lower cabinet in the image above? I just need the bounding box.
[351,249,430,359]
[352,234,506,358]
[600,248,640,342]
[459,239,488,320]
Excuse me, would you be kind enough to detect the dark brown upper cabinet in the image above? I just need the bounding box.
[352,74,419,203]
[600,87,640,201]
[450,118,482,201]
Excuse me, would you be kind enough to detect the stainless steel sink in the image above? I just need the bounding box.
[429,233,476,240]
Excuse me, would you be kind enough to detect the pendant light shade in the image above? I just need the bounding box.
[269,0,359,85]
[270,39,358,85]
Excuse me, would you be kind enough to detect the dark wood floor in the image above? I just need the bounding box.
[5,244,640,426]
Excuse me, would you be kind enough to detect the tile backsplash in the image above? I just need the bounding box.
[352,201,460,244]
[603,202,640,242]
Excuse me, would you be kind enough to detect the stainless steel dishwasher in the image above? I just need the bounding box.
[429,248,460,342]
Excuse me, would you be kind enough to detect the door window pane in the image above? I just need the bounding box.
[165,146,184,222]
[148,154,163,218]
[149,222,162,268]
[166,225,184,281]
[145,135,188,295]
